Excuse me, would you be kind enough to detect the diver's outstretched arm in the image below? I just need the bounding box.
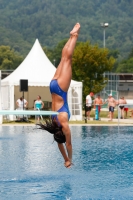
[57,114,72,164]
[58,143,71,168]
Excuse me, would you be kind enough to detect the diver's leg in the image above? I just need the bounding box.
[58,143,71,168]
[52,37,72,79]
[51,23,80,111]
[53,23,80,81]
[57,34,78,91]
[53,23,80,91]
[57,23,80,91]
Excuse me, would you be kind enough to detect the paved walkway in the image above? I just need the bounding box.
[99,117,133,123]
[1,118,133,126]
[82,117,133,126]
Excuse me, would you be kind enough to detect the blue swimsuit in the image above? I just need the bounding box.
[50,79,70,120]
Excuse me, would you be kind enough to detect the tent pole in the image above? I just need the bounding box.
[23,91,24,119]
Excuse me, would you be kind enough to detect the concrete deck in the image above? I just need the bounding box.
[1,117,133,126]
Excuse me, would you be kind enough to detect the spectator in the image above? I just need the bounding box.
[16,96,28,110]
[129,109,133,118]
[34,95,44,122]
[34,95,44,110]
[94,94,103,118]
[16,96,28,120]
[105,94,116,121]
[86,92,94,120]
[118,96,127,119]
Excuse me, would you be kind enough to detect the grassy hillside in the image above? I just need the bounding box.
[0,0,133,58]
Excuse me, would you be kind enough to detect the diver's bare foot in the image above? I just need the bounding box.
[70,23,80,35]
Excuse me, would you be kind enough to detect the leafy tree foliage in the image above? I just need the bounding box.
[108,49,120,72]
[115,47,133,72]
[116,58,133,73]
[108,49,119,60]
[128,47,133,59]
[72,42,115,101]
[0,46,23,70]
[43,46,54,64]
[43,39,68,67]
[0,0,133,60]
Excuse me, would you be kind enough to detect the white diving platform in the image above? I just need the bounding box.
[0,110,58,116]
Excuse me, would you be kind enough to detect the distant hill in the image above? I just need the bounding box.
[0,0,133,58]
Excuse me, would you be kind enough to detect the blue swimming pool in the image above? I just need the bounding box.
[0,125,133,200]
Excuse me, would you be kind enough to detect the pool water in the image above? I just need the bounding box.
[0,126,133,200]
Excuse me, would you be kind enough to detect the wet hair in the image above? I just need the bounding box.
[37,117,66,143]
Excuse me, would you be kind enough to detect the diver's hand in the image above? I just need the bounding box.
[64,161,73,168]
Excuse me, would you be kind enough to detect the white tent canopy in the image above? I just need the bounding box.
[1,39,82,120]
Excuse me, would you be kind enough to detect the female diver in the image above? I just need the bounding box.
[39,23,80,168]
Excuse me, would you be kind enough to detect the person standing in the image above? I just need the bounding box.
[86,92,94,120]
[34,95,44,110]
[34,95,44,122]
[118,96,127,119]
[93,94,103,118]
[105,94,116,121]
[16,96,28,110]
[16,96,28,120]
[129,109,133,118]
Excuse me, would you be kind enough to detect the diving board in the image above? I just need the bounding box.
[0,110,58,115]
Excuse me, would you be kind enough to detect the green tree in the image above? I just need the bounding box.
[1,0,133,59]
[108,49,119,59]
[72,42,115,102]
[43,39,68,67]
[108,49,120,72]
[128,47,133,59]
[43,46,54,63]
[116,47,133,72]
[51,39,68,67]
[0,46,23,70]
[116,58,133,73]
